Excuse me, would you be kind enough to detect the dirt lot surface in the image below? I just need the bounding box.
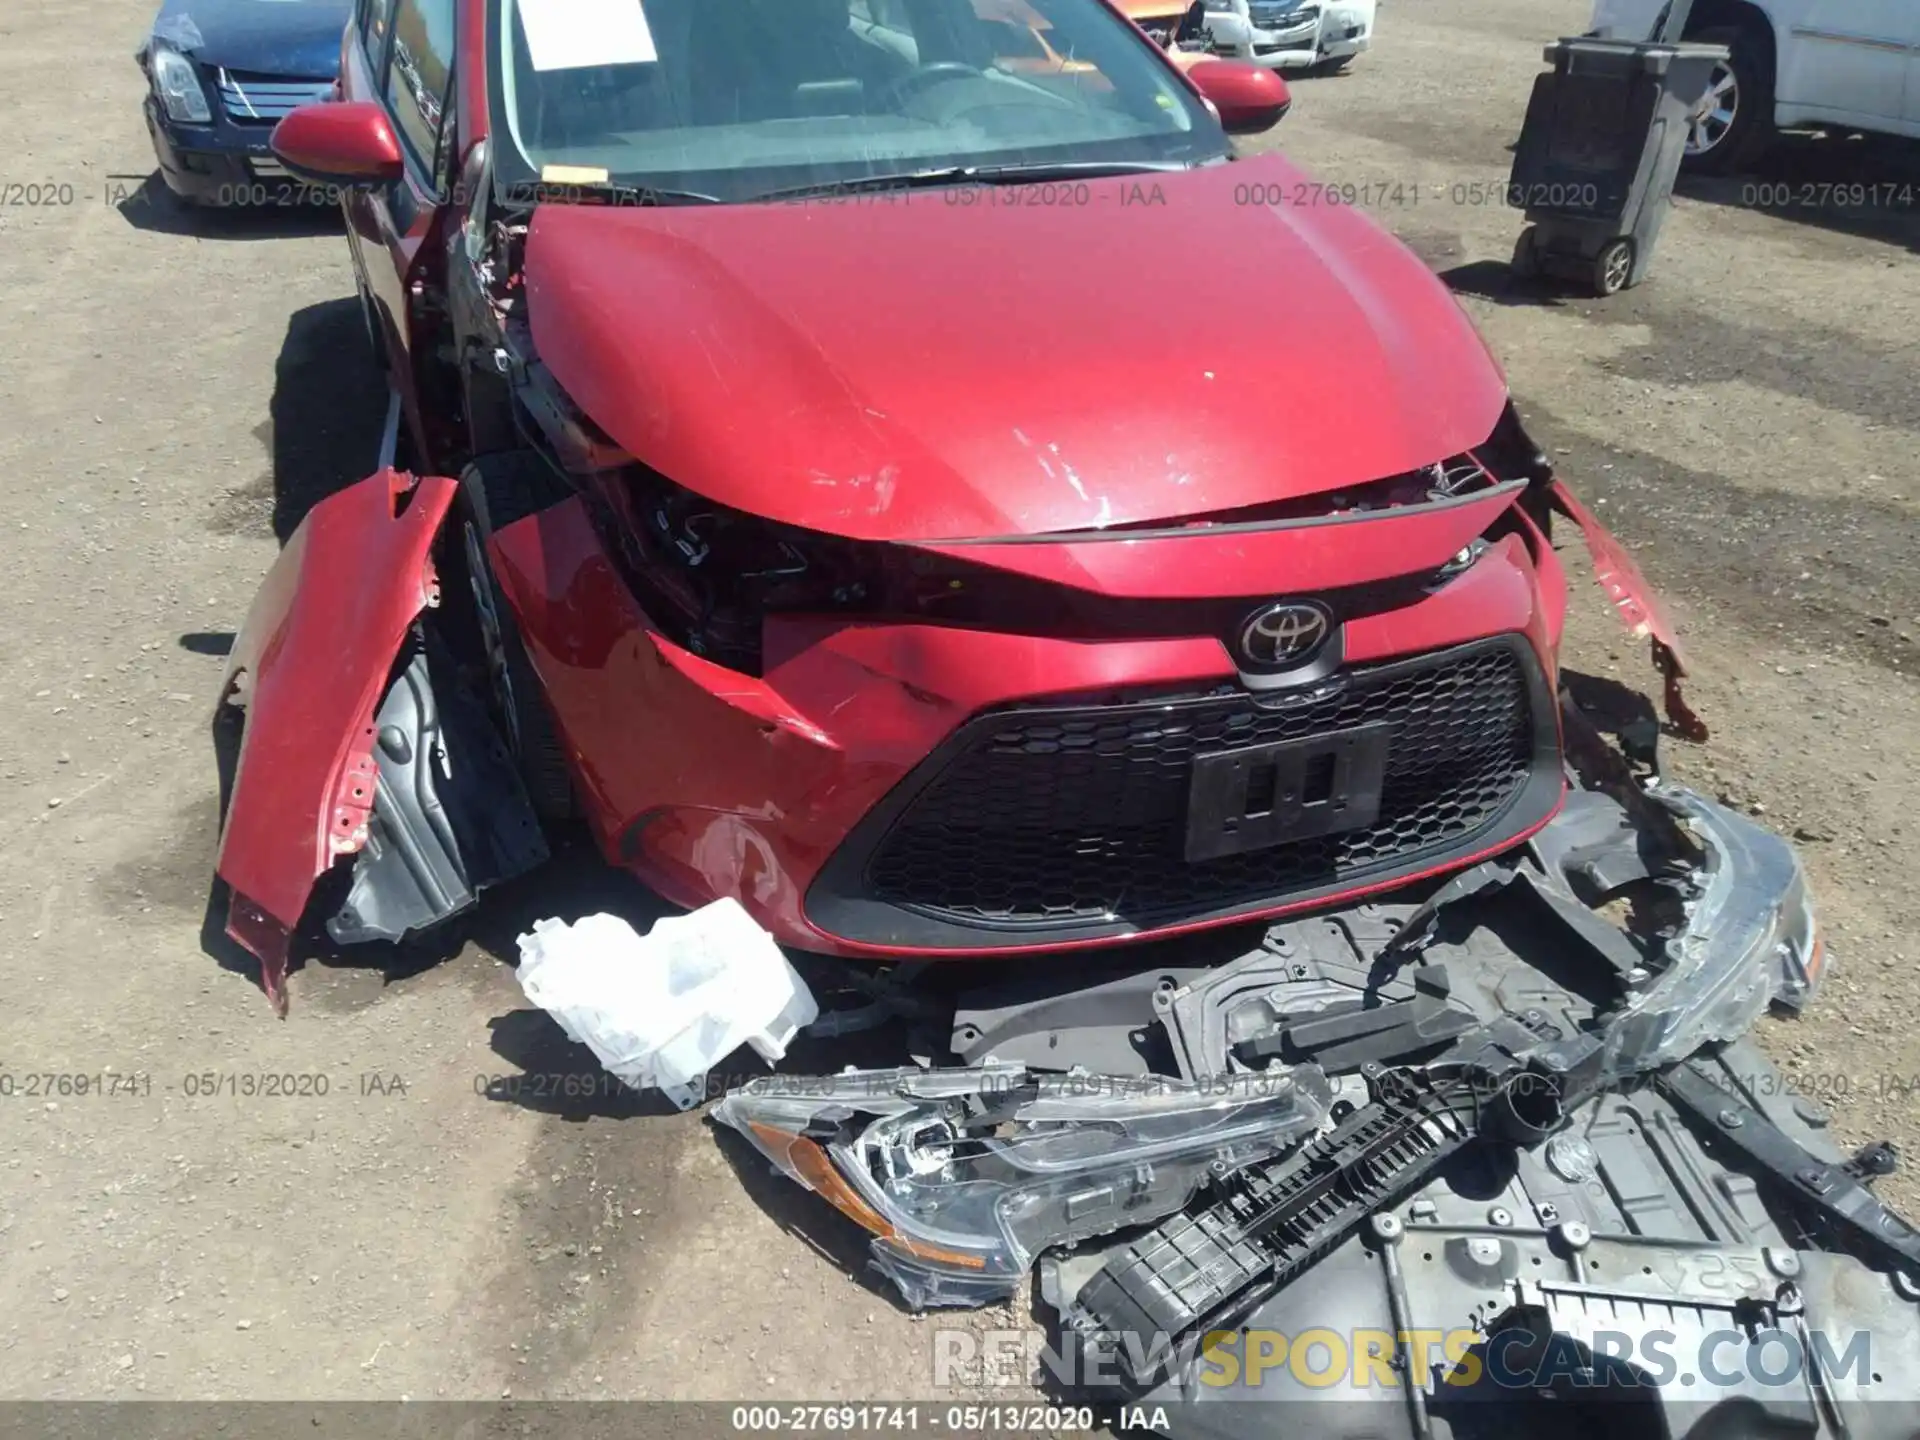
[3,0,1918,1407]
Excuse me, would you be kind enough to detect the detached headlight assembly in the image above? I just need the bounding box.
[150,44,212,124]
[714,1063,1331,1309]
[1600,785,1824,1075]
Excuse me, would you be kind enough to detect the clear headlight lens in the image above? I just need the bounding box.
[151,45,212,124]
[1601,786,1823,1074]
[714,1063,1332,1310]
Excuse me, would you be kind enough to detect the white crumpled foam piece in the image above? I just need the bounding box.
[515,899,817,1111]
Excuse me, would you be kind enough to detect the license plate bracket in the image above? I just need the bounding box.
[1184,722,1391,862]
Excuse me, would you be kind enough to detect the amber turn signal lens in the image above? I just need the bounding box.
[744,1123,991,1271]
[746,1122,895,1237]
[1803,931,1827,989]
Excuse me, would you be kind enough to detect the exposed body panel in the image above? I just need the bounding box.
[214,470,458,1013]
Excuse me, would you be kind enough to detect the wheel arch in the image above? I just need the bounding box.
[1684,0,1777,73]
[212,468,461,1013]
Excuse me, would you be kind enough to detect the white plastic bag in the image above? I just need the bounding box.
[514,899,818,1110]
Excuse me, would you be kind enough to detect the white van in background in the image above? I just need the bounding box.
[1590,0,1920,170]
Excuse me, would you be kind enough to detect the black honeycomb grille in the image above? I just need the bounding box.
[861,641,1541,931]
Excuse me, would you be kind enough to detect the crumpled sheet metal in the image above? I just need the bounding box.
[1551,478,1708,742]
[150,12,205,52]
[213,470,459,1015]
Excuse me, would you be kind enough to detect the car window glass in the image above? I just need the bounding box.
[386,0,456,168]
[361,0,400,72]
[970,0,1065,60]
[497,0,1217,200]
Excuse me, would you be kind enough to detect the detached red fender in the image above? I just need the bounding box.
[213,470,459,1014]
[1551,479,1707,742]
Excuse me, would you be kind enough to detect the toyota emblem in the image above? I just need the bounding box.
[1236,601,1332,669]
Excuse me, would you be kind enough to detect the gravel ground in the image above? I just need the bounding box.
[2,0,1917,1405]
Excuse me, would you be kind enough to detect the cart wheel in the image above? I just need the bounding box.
[1510,228,1541,281]
[1592,238,1634,297]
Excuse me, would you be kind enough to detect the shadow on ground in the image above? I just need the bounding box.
[262,296,392,539]
[1675,131,1920,254]
[294,831,674,1011]
[705,1012,961,1310]
[1437,258,1575,308]
[201,805,670,1018]
[1563,668,1660,741]
[178,630,235,656]
[710,1121,891,1289]
[111,170,345,241]
[204,295,390,541]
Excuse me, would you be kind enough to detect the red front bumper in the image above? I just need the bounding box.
[488,496,1571,959]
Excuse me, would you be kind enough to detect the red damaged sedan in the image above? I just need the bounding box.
[215,0,1693,1012]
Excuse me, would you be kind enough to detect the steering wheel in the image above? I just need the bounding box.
[875,61,981,108]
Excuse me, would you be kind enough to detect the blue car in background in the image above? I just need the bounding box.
[138,0,352,205]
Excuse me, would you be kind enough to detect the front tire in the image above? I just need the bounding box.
[1684,25,1775,175]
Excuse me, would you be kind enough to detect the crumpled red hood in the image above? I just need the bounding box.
[525,151,1509,542]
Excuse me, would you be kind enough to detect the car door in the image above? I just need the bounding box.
[1775,0,1913,128]
[341,0,397,359]
[343,0,459,432]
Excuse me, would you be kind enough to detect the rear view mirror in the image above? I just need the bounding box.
[1185,60,1292,135]
[271,101,405,188]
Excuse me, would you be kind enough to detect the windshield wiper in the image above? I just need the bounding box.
[500,178,723,209]
[751,159,1193,203]
[615,185,725,206]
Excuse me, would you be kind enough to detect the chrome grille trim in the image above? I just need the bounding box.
[216,70,334,122]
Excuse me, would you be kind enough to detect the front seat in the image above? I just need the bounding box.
[686,0,792,124]
[775,0,908,113]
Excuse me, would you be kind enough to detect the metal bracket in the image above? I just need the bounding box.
[1663,1064,1920,1278]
